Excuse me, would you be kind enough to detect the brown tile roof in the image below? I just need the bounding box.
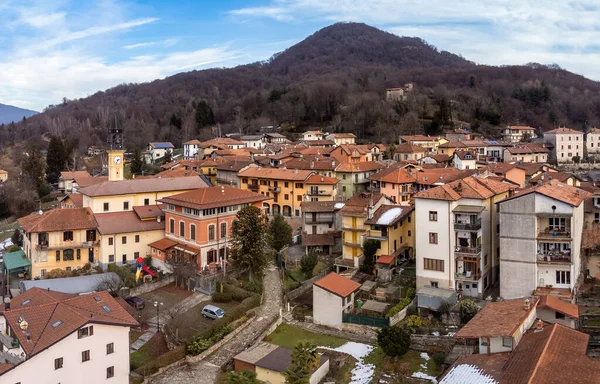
[505,144,549,155]
[502,324,599,384]
[282,158,338,171]
[538,295,579,319]
[79,176,209,197]
[428,154,451,163]
[328,133,356,138]
[238,166,313,181]
[400,135,439,142]
[148,238,178,251]
[133,204,165,220]
[545,127,583,135]
[487,162,518,175]
[530,172,577,185]
[498,181,590,207]
[18,208,97,233]
[201,137,244,146]
[300,139,335,146]
[508,125,536,131]
[0,363,14,375]
[215,159,253,172]
[59,194,84,208]
[160,185,269,210]
[153,168,200,178]
[60,170,91,181]
[454,299,538,339]
[302,233,335,246]
[300,201,340,213]
[314,272,361,298]
[395,143,427,153]
[364,204,414,226]
[454,150,478,160]
[4,288,137,358]
[305,174,339,185]
[95,211,164,235]
[588,127,600,134]
[369,166,417,184]
[415,176,515,201]
[338,193,385,216]
[414,167,462,185]
[335,161,384,173]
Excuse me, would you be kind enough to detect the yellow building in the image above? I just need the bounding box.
[336,192,393,271]
[364,205,415,258]
[238,166,337,216]
[18,208,99,279]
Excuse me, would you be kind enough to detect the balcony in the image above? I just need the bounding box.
[455,271,481,281]
[365,230,387,241]
[454,218,482,231]
[248,184,259,191]
[35,240,99,251]
[537,227,571,240]
[341,226,366,232]
[343,242,363,249]
[305,217,334,224]
[268,186,281,193]
[537,249,572,264]
[334,255,364,268]
[455,245,482,256]
[398,187,415,196]
[308,190,332,196]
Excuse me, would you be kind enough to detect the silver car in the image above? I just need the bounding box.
[201,304,225,319]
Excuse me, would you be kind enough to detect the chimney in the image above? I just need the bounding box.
[26,333,31,342]
[157,216,161,223]
[4,298,10,310]
[535,319,544,331]
[523,298,530,311]
[320,176,324,182]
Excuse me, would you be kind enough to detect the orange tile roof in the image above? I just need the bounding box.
[4,288,137,358]
[314,272,361,298]
[335,161,384,173]
[508,125,536,131]
[376,255,395,265]
[160,185,269,210]
[95,211,164,235]
[148,238,178,251]
[455,299,538,339]
[338,193,385,216]
[60,170,91,180]
[369,167,417,184]
[153,168,200,178]
[305,174,339,185]
[328,133,356,138]
[184,139,202,145]
[59,194,83,208]
[18,208,97,233]
[133,204,165,220]
[415,176,515,201]
[498,181,589,207]
[79,176,209,197]
[395,143,427,153]
[538,295,578,319]
[238,166,313,181]
[400,135,438,142]
[545,127,583,134]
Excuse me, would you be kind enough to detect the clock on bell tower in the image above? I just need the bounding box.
[107,125,125,182]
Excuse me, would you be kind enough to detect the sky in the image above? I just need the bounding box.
[2,0,600,112]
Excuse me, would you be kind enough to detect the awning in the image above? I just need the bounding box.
[452,205,485,213]
[3,250,31,272]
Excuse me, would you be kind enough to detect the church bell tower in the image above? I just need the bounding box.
[107,124,125,182]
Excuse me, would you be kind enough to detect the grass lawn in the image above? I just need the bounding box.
[267,323,346,349]
[364,346,386,376]
[375,350,442,382]
[130,332,169,371]
[288,262,328,283]
[168,299,240,342]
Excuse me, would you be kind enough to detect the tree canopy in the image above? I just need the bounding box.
[300,248,318,278]
[361,239,380,273]
[377,326,411,357]
[267,215,293,252]
[230,206,268,280]
[284,342,320,384]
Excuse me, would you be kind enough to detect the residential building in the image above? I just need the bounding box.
[503,144,549,163]
[337,193,393,270]
[502,125,537,142]
[305,174,339,202]
[399,135,447,152]
[529,172,580,187]
[0,169,8,183]
[18,208,99,279]
[498,181,589,300]
[278,158,338,178]
[300,201,343,255]
[414,176,515,298]
[452,150,477,170]
[487,163,526,188]
[87,146,104,156]
[329,144,375,163]
[262,133,287,144]
[59,194,83,209]
[0,288,137,384]
[157,186,268,270]
[299,139,335,148]
[240,135,264,149]
[484,140,507,162]
[94,205,165,269]
[313,272,362,329]
[369,166,417,204]
[537,295,579,329]
[385,83,413,101]
[454,298,539,354]
[544,127,584,163]
[146,142,175,163]
[586,127,600,158]
[183,139,201,159]
[418,154,452,166]
[58,171,107,194]
[325,133,357,146]
[301,130,325,141]
[216,160,253,188]
[393,143,427,162]
[335,161,384,200]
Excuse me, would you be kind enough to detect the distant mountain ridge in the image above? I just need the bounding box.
[0,103,38,124]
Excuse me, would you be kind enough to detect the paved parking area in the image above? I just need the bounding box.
[134,284,193,323]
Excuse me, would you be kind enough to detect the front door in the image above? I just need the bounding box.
[312,225,317,235]
[88,248,94,263]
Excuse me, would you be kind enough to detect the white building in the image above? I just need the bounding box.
[325,133,356,146]
[146,142,175,163]
[452,151,477,170]
[301,130,325,141]
[502,126,537,143]
[240,135,264,149]
[0,288,137,384]
[544,127,583,163]
[498,181,589,300]
[183,139,201,159]
[414,176,514,298]
[586,128,600,158]
[313,272,361,329]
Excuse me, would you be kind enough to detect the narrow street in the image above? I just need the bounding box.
[148,265,282,384]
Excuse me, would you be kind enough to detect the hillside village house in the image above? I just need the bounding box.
[452,150,477,170]
[503,144,549,163]
[146,142,175,163]
[502,125,537,142]
[240,134,264,149]
[369,166,418,204]
[0,288,137,383]
[329,144,376,163]
[183,139,201,159]
[393,143,427,162]
[586,127,600,158]
[399,135,447,152]
[414,176,514,298]
[58,171,107,194]
[544,127,584,163]
[325,133,356,146]
[18,208,99,279]
[155,186,268,271]
[300,201,343,255]
[385,83,413,101]
[305,174,339,202]
[537,295,579,329]
[335,161,384,200]
[313,272,362,329]
[498,181,589,300]
[216,160,253,188]
[301,130,325,141]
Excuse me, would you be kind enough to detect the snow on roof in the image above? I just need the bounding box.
[440,364,498,384]
[375,207,404,225]
[334,202,346,209]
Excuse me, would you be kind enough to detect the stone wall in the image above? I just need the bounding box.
[389,298,417,326]
[286,267,331,302]
[127,275,175,297]
[410,334,456,353]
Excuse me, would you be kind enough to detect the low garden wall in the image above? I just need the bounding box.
[389,298,417,326]
[128,275,175,297]
[286,267,331,301]
[410,334,455,353]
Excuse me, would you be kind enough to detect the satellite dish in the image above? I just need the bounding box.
[19,320,28,330]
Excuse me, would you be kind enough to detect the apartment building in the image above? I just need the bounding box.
[498,181,589,300]
[586,127,600,158]
[183,139,201,159]
[326,133,356,146]
[335,161,385,200]
[0,288,137,384]
[503,144,549,163]
[502,125,537,142]
[414,176,515,298]
[300,201,343,255]
[369,166,417,204]
[544,127,584,163]
[305,174,339,202]
[215,159,253,188]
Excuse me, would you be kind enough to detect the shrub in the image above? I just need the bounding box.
[144,255,152,267]
[405,315,422,333]
[386,288,416,318]
[82,263,91,272]
[223,284,251,301]
[300,249,318,278]
[134,345,186,376]
[432,352,446,366]
[212,292,233,303]
[459,298,479,324]
[186,338,212,355]
[243,279,263,294]
[377,326,411,357]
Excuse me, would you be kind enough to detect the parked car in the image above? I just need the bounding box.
[201,304,225,319]
[125,296,145,310]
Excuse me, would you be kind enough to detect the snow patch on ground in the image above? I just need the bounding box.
[320,342,374,384]
[412,371,438,383]
[421,352,430,361]
[0,238,13,250]
[432,331,440,336]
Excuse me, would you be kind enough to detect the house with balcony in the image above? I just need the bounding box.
[305,174,339,202]
[18,208,99,279]
[498,180,589,300]
[335,161,385,200]
[154,186,267,272]
[414,176,515,298]
[502,125,537,142]
[336,193,393,271]
[300,201,344,255]
[215,159,253,188]
[183,139,201,159]
[369,166,418,204]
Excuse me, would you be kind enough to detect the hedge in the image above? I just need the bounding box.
[386,288,416,318]
[134,345,186,376]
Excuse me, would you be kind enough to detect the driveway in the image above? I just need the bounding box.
[148,265,283,384]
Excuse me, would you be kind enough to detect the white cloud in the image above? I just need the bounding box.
[229,6,293,22]
[123,39,177,49]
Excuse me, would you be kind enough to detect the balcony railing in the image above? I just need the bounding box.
[454,219,482,231]
[366,230,387,240]
[398,187,415,196]
[35,240,99,251]
[455,271,481,281]
[537,227,571,240]
[308,190,331,196]
[343,241,363,249]
[537,252,572,264]
[248,184,259,191]
[269,186,281,193]
[305,217,334,224]
[341,226,366,232]
[455,245,482,255]
[334,255,364,268]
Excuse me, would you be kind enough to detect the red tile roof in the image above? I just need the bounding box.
[335,161,385,173]
[148,238,178,251]
[314,272,361,298]
[95,211,164,235]
[18,208,97,233]
[545,127,582,135]
[59,194,84,208]
[238,166,313,181]
[395,143,427,153]
[338,193,386,216]
[133,204,165,220]
[498,181,589,207]
[79,176,209,197]
[369,166,417,184]
[160,185,269,210]
[538,295,578,319]
[415,176,515,201]
[305,174,339,185]
[376,255,395,265]
[4,288,137,358]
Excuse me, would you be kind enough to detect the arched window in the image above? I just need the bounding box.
[190,224,196,241]
[179,221,185,238]
[169,219,174,234]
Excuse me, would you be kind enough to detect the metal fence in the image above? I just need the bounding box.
[342,312,389,327]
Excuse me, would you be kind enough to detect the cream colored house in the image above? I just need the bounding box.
[586,128,600,158]
[313,272,361,329]
[326,133,356,146]
[544,127,583,163]
[502,126,537,142]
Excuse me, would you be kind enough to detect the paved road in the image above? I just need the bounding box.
[149,265,282,384]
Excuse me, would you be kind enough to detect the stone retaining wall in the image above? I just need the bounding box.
[286,267,331,301]
[410,334,455,353]
[286,319,377,344]
[128,275,175,297]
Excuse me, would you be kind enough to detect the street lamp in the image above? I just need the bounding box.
[153,301,164,332]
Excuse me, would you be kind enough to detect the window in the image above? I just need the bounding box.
[429,211,438,221]
[424,258,444,271]
[63,231,73,241]
[284,194,289,200]
[179,221,185,237]
[408,216,411,223]
[556,271,571,285]
[78,326,93,338]
[297,195,302,202]
[107,366,114,379]
[122,254,127,264]
[106,343,114,354]
[220,222,227,239]
[190,224,196,241]
[134,234,140,243]
[108,237,114,246]
[54,357,63,370]
[343,186,346,192]
[170,219,175,234]
[429,232,438,244]
[144,198,150,205]
[408,230,412,237]
[430,282,439,288]
[123,201,129,210]
[595,212,600,223]
[103,202,109,212]
[56,250,60,262]
[209,225,216,241]
[109,255,114,263]
[134,251,139,259]
[41,269,46,277]
[502,337,512,348]
[122,236,127,244]
[82,350,90,362]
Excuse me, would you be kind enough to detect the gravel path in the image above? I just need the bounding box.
[148,265,282,384]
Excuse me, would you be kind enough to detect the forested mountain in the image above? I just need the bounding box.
[3,22,600,152]
[0,103,37,124]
